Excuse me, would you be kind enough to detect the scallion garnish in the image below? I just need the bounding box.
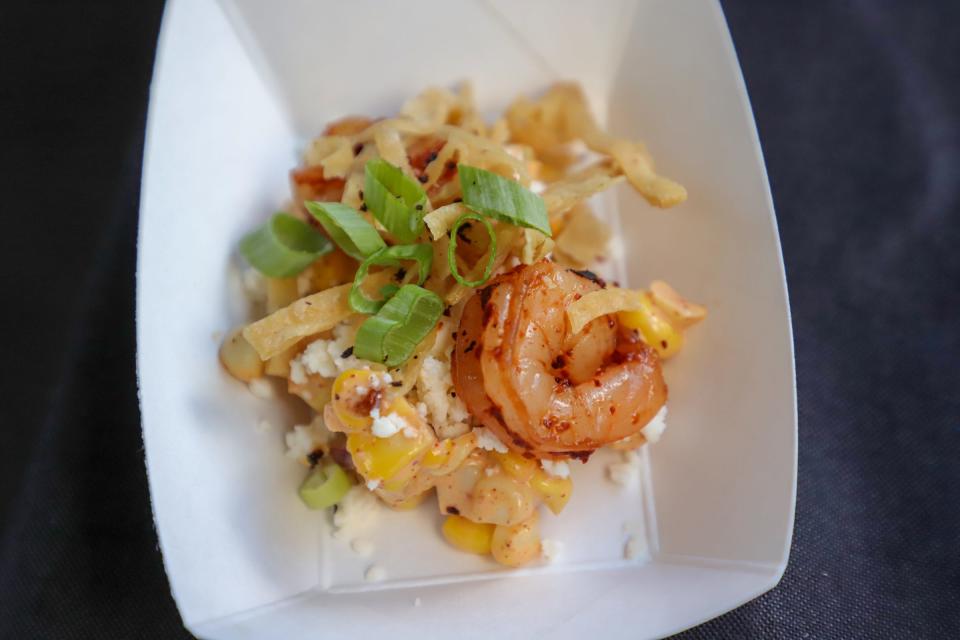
[239,213,333,278]
[304,201,386,260]
[458,164,551,237]
[447,213,497,287]
[349,244,433,314]
[298,462,352,510]
[354,285,443,367]
[364,159,429,243]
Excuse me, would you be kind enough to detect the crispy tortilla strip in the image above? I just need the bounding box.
[401,86,462,128]
[508,83,686,208]
[567,287,643,334]
[554,204,611,267]
[304,136,354,179]
[373,125,415,178]
[243,283,355,360]
[541,162,626,221]
[424,203,469,240]
[244,272,392,360]
[520,228,554,265]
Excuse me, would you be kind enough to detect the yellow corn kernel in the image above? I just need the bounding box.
[219,327,264,382]
[423,432,478,476]
[442,515,495,555]
[491,450,539,482]
[649,280,707,329]
[490,513,541,567]
[331,369,381,430]
[618,292,684,359]
[347,431,431,482]
[530,472,573,515]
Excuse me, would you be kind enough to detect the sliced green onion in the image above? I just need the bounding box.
[298,462,352,510]
[458,164,551,237]
[239,212,332,277]
[354,285,443,367]
[304,201,386,260]
[364,159,429,243]
[349,244,433,314]
[447,213,497,287]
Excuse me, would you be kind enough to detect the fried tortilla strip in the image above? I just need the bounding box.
[244,271,392,360]
[243,283,355,360]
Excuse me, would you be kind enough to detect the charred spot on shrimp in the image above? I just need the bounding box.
[570,268,607,288]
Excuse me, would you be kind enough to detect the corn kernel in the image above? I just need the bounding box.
[530,472,573,515]
[491,450,538,482]
[618,292,684,359]
[219,327,264,382]
[331,369,381,430]
[423,432,478,476]
[347,430,431,482]
[442,515,495,555]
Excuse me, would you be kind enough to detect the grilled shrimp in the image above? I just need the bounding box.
[452,260,667,460]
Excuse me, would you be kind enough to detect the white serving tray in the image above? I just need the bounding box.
[136,1,796,637]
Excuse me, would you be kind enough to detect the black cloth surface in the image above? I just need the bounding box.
[1,1,957,638]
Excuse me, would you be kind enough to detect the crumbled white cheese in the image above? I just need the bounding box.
[288,359,308,385]
[402,426,418,438]
[369,372,391,390]
[416,402,428,418]
[284,416,332,463]
[416,355,470,439]
[370,406,410,438]
[332,487,381,540]
[364,564,387,583]
[248,377,274,399]
[540,459,570,478]
[366,479,381,491]
[484,466,499,477]
[624,534,649,561]
[355,385,368,396]
[606,449,642,490]
[350,537,374,558]
[284,425,315,462]
[541,539,563,563]
[241,267,267,303]
[529,180,547,194]
[292,322,364,380]
[640,405,668,443]
[475,427,508,453]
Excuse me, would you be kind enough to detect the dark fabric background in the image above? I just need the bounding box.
[0,1,957,638]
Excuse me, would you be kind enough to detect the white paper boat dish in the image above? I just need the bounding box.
[136,1,797,637]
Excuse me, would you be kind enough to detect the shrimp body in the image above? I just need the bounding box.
[452,260,667,459]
